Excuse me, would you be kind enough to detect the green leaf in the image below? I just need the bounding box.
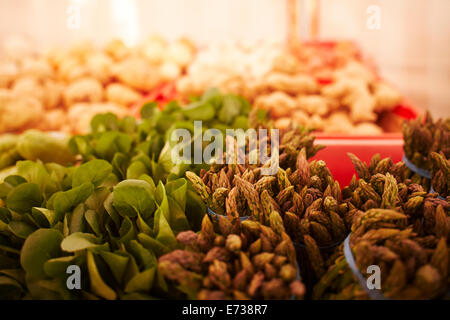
[157,142,175,174]
[154,210,176,249]
[0,275,23,299]
[113,179,156,218]
[72,159,112,188]
[136,212,153,235]
[68,136,94,158]
[111,152,128,179]
[124,267,155,293]
[218,94,242,124]
[0,207,11,224]
[53,182,94,221]
[17,130,75,165]
[140,102,158,119]
[68,203,86,234]
[45,163,69,183]
[137,233,170,257]
[85,209,101,236]
[20,229,63,279]
[61,232,101,252]
[43,256,77,278]
[155,114,176,133]
[104,193,120,229]
[127,240,157,270]
[6,183,43,213]
[26,277,69,299]
[0,269,25,286]
[185,189,206,231]
[120,116,137,134]
[4,175,27,187]
[118,217,135,243]
[99,172,119,188]
[122,252,140,285]
[16,160,57,196]
[150,161,166,184]
[99,251,129,286]
[201,87,222,106]
[138,174,156,192]
[90,112,120,132]
[95,132,132,161]
[182,101,216,121]
[126,161,148,180]
[232,115,249,130]
[167,197,189,233]
[86,250,117,300]
[7,221,36,239]
[166,178,187,211]
[85,187,111,213]
[31,207,56,227]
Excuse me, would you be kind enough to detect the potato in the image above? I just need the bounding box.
[105,83,141,106]
[0,89,43,133]
[16,130,75,164]
[64,77,103,106]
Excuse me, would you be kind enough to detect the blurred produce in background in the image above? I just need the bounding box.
[0,35,195,134]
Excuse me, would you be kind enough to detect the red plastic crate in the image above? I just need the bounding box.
[130,81,177,118]
[311,134,404,187]
[311,104,419,187]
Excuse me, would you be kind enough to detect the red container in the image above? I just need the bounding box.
[312,134,404,187]
[311,104,419,187]
[130,81,177,118]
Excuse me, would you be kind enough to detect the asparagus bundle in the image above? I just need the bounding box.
[185,125,325,218]
[158,214,305,300]
[313,169,450,300]
[187,145,350,282]
[402,112,450,191]
[430,152,449,198]
[314,209,449,300]
[402,112,450,172]
[345,153,426,210]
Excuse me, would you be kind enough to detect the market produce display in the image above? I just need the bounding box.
[0,26,449,300]
[402,111,449,197]
[0,158,204,299]
[1,36,414,136]
[177,41,403,134]
[309,147,450,299]
[314,196,449,299]
[185,126,349,287]
[69,89,251,181]
[0,35,195,134]
[0,76,449,300]
[0,130,75,176]
[158,214,305,300]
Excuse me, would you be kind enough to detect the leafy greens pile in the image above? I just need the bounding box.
[0,90,252,299]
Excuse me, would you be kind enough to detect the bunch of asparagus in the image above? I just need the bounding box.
[187,147,350,281]
[402,112,450,192]
[402,111,450,172]
[158,214,305,299]
[430,152,449,198]
[313,167,449,299]
[185,125,324,218]
[314,209,448,300]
